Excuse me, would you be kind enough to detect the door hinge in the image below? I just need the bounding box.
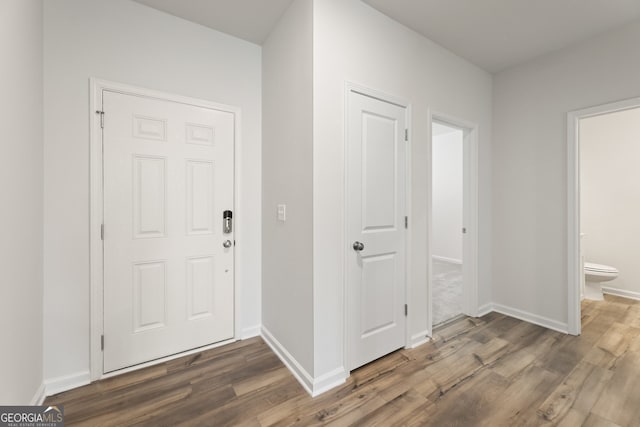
[405,216,408,229]
[404,304,408,316]
[96,110,104,129]
[101,335,104,351]
[101,224,104,240]
[405,129,408,141]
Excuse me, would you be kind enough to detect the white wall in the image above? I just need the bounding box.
[433,128,464,263]
[0,0,44,405]
[313,0,493,378]
[493,21,640,327]
[262,0,314,377]
[43,0,261,385]
[580,108,640,296]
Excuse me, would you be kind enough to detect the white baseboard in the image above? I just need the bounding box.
[260,326,346,397]
[491,303,568,334]
[310,368,347,397]
[30,382,46,405]
[44,370,90,397]
[409,330,431,348]
[241,324,262,339]
[432,255,462,265]
[602,286,640,301]
[261,326,314,395]
[476,303,494,317]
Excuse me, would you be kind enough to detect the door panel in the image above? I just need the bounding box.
[103,91,234,372]
[362,112,397,230]
[133,155,166,238]
[186,160,214,235]
[361,254,397,337]
[132,261,166,332]
[347,90,407,370]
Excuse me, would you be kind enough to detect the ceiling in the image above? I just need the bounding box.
[363,0,640,72]
[133,0,295,45]
[134,0,640,73]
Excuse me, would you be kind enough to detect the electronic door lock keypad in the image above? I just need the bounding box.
[223,210,233,234]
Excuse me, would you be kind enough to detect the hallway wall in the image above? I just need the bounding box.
[0,0,44,405]
[43,0,262,389]
[493,20,640,328]
[312,0,493,379]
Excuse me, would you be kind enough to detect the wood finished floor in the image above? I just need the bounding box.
[46,295,640,426]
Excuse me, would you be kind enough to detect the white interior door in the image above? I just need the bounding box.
[103,90,234,372]
[347,90,407,371]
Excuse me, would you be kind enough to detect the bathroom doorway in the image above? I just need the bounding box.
[429,116,478,329]
[567,97,640,335]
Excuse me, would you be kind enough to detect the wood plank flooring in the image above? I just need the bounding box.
[45,295,640,426]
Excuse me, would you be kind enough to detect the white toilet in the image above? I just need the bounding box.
[584,262,619,301]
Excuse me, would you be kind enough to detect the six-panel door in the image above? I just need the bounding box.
[103,91,234,372]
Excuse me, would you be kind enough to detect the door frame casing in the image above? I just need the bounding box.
[89,78,242,381]
[566,96,640,335]
[343,82,412,371]
[427,112,479,336]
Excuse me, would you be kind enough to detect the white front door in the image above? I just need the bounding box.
[103,90,235,372]
[347,89,407,370]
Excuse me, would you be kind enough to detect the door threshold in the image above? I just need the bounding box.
[433,314,466,330]
[101,337,237,380]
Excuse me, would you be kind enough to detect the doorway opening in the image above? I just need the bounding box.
[568,97,640,335]
[429,115,478,332]
[431,122,464,325]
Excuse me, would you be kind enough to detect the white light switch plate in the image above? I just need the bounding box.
[277,204,286,221]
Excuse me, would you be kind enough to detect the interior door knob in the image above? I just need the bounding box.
[352,241,364,251]
[223,240,232,248]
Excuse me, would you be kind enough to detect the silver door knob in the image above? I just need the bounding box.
[223,240,232,248]
[352,241,364,251]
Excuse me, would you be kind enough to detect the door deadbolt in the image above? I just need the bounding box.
[223,210,232,234]
[352,241,364,251]
[223,240,232,248]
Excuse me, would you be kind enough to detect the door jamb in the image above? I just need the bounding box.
[343,82,412,372]
[428,112,479,336]
[566,96,640,335]
[89,78,242,381]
